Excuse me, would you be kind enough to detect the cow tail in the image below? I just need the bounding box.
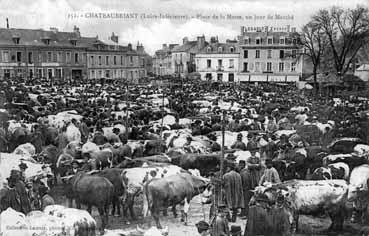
[142,182,152,217]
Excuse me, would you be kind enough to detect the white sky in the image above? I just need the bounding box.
[0,0,368,55]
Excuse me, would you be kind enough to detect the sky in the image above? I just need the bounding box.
[0,0,368,55]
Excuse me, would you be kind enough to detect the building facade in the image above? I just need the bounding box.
[237,26,303,83]
[153,44,178,76]
[0,26,147,83]
[171,36,207,78]
[195,38,239,82]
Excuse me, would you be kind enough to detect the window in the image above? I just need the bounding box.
[207,47,212,52]
[90,56,94,65]
[267,37,273,44]
[114,56,117,65]
[218,47,222,52]
[230,47,234,53]
[28,52,33,64]
[90,70,95,79]
[2,51,9,62]
[218,59,222,67]
[229,59,234,68]
[207,59,211,68]
[267,62,272,72]
[38,53,42,63]
[255,62,260,72]
[14,38,20,44]
[105,70,110,78]
[267,50,272,59]
[217,73,223,81]
[291,62,296,72]
[279,62,284,72]
[75,53,79,63]
[243,50,248,58]
[244,38,249,44]
[45,39,50,45]
[98,70,102,78]
[56,68,62,78]
[98,56,102,65]
[255,50,260,58]
[17,52,22,62]
[280,38,285,44]
[130,56,133,63]
[243,62,248,72]
[256,38,261,44]
[205,73,212,81]
[280,50,284,59]
[292,50,297,58]
[66,52,71,63]
[57,52,62,62]
[106,56,109,65]
[29,69,33,78]
[228,73,234,82]
[121,56,123,65]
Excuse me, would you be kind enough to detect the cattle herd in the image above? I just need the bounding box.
[1,78,369,236]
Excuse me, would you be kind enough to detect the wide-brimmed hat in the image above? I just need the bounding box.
[230,225,242,234]
[19,162,28,170]
[195,220,210,231]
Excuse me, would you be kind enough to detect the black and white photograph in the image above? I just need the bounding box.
[0,0,369,235]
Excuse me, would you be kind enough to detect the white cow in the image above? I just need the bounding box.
[13,143,36,157]
[0,208,30,236]
[65,123,81,143]
[348,164,369,201]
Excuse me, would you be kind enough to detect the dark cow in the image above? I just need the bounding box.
[143,173,209,228]
[65,172,114,231]
[272,160,298,181]
[170,153,232,177]
[91,168,127,219]
[311,162,350,180]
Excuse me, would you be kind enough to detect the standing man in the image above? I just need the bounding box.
[259,159,281,186]
[239,161,252,219]
[223,164,244,222]
[211,204,230,236]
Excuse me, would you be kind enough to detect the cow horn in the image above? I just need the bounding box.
[136,225,145,233]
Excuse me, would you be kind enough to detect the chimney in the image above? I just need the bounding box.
[210,36,218,43]
[128,43,132,50]
[137,44,144,52]
[6,18,9,29]
[197,35,205,49]
[162,44,168,49]
[50,27,58,33]
[111,32,118,43]
[183,37,188,44]
[73,25,80,37]
[241,26,245,35]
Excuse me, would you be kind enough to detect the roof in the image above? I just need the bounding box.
[171,40,208,53]
[197,42,238,54]
[356,64,369,71]
[238,31,299,46]
[0,27,85,48]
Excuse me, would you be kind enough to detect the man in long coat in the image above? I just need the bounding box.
[223,164,244,222]
[240,161,253,219]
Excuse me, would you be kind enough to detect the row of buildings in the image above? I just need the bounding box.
[153,25,304,83]
[0,25,151,82]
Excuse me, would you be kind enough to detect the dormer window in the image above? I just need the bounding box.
[230,47,235,53]
[42,37,50,45]
[207,47,212,52]
[218,47,223,52]
[256,38,261,45]
[13,37,20,45]
[244,38,249,44]
[70,39,77,46]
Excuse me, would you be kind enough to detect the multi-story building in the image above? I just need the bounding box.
[0,26,87,81]
[237,25,303,83]
[85,35,147,83]
[171,36,207,78]
[195,37,239,82]
[153,44,178,76]
[0,26,147,83]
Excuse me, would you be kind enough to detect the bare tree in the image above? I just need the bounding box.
[313,5,369,76]
[293,21,327,92]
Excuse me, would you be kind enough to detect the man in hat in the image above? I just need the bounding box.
[247,147,262,190]
[239,161,252,219]
[231,133,246,151]
[211,203,230,236]
[196,220,211,236]
[223,164,244,222]
[259,159,281,186]
[39,185,55,210]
